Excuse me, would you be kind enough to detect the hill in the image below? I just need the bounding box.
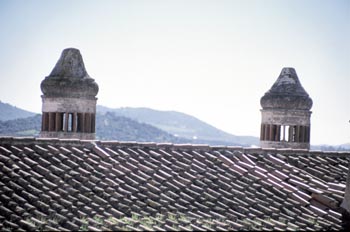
[97,105,259,146]
[0,112,189,144]
[0,114,41,136]
[0,101,36,121]
[311,144,350,152]
[0,102,259,146]
[96,112,188,143]
[0,102,348,150]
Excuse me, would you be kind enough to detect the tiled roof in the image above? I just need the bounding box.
[0,137,349,231]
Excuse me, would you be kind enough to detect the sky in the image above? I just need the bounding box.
[0,0,349,145]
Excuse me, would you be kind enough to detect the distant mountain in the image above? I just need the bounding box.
[0,111,189,143]
[0,102,348,150]
[0,101,36,121]
[0,114,41,136]
[0,102,259,146]
[341,143,350,150]
[311,144,350,152]
[97,105,260,146]
[96,112,188,143]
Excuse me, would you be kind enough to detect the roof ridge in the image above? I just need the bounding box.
[1,136,349,156]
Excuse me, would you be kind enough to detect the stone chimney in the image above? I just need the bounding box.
[341,162,350,229]
[40,48,99,140]
[259,67,313,149]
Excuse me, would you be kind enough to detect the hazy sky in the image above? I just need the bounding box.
[0,0,349,145]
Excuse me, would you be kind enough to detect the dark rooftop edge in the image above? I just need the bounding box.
[1,136,349,157]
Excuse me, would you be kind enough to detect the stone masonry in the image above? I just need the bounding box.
[40,48,99,139]
[260,67,313,149]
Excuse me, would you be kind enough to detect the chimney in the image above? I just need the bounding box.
[259,67,312,149]
[39,48,99,140]
[341,162,350,229]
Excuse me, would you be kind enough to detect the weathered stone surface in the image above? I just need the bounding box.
[260,141,309,149]
[341,162,350,213]
[50,48,88,78]
[40,48,98,140]
[259,68,312,149]
[261,109,311,125]
[260,68,312,110]
[41,98,96,113]
[41,48,98,99]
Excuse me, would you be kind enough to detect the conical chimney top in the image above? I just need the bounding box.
[260,67,312,110]
[267,67,309,96]
[49,48,88,79]
[41,48,99,98]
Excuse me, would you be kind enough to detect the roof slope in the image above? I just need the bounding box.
[0,137,349,231]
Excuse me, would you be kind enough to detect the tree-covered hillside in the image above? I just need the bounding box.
[0,112,188,144]
[0,101,36,121]
[0,114,41,136]
[97,105,260,146]
[95,112,188,143]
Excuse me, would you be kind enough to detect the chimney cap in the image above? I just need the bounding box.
[260,67,313,110]
[41,48,99,98]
